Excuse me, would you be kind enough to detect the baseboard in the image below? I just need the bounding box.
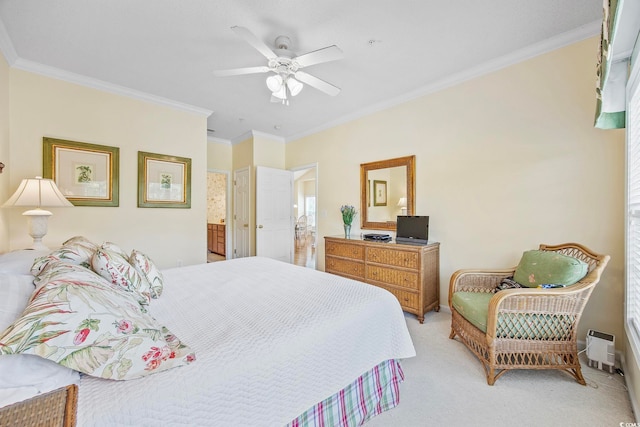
[621,353,640,422]
[438,304,451,314]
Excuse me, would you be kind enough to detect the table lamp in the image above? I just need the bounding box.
[3,176,73,250]
[397,197,407,214]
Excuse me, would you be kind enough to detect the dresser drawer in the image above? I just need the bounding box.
[367,247,419,269]
[367,265,419,290]
[326,240,365,260]
[376,284,420,310]
[326,257,365,278]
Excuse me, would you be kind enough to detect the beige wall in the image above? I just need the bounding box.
[7,69,208,268]
[286,37,626,344]
[253,134,285,169]
[0,54,9,252]
[207,139,232,171]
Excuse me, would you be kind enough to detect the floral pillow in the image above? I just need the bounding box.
[91,247,152,308]
[101,242,129,259]
[0,261,195,380]
[31,242,96,275]
[130,250,164,299]
[33,261,108,292]
[62,236,98,251]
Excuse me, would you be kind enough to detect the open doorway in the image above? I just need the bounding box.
[207,170,230,262]
[291,164,317,269]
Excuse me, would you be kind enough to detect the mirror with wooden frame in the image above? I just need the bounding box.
[360,155,415,231]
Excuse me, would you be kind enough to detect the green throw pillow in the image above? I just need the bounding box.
[513,250,588,288]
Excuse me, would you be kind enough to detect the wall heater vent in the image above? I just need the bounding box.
[586,329,615,373]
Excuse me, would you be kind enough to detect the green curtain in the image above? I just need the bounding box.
[595,0,626,129]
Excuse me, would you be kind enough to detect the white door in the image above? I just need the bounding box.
[233,167,251,258]
[256,166,294,263]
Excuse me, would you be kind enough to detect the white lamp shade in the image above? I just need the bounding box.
[286,77,303,96]
[397,197,407,208]
[266,75,283,92]
[3,177,73,208]
[271,85,287,100]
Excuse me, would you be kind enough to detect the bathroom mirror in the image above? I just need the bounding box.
[360,155,415,231]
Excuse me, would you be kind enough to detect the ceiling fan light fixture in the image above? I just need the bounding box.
[266,75,283,92]
[286,77,303,96]
[272,85,287,100]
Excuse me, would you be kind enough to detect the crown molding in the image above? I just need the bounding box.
[251,130,286,143]
[11,58,213,117]
[287,20,601,143]
[230,130,284,145]
[0,17,17,65]
[231,130,254,145]
[207,135,232,145]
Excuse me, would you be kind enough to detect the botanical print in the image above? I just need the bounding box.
[160,173,172,189]
[75,164,94,183]
[44,137,120,206]
[139,153,191,207]
[374,180,387,206]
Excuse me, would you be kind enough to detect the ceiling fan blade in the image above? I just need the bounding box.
[294,71,341,96]
[213,66,271,77]
[295,45,344,68]
[231,26,277,60]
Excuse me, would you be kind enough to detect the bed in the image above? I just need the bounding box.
[0,238,415,426]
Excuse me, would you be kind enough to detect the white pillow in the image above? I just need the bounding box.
[0,273,35,332]
[0,354,79,408]
[0,250,50,275]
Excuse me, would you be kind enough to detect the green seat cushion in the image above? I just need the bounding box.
[513,250,588,288]
[451,291,493,333]
[452,291,573,339]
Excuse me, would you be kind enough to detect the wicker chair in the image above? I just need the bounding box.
[0,384,77,427]
[448,243,610,385]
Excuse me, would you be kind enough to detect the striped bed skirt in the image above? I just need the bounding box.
[287,359,405,427]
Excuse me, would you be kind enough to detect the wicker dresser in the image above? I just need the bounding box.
[324,236,440,323]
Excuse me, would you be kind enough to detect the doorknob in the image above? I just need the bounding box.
[243,224,248,228]
[258,225,264,229]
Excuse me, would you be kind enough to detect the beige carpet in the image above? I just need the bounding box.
[367,311,634,426]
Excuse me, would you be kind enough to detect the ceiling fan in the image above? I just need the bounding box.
[214,26,344,105]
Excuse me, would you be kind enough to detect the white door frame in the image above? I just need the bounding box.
[207,168,231,259]
[290,162,318,268]
[233,167,251,258]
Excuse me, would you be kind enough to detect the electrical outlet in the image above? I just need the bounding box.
[177,259,183,267]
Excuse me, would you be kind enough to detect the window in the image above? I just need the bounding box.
[305,196,316,226]
[626,51,640,352]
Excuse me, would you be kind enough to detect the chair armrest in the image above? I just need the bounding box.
[448,268,516,308]
[485,285,595,343]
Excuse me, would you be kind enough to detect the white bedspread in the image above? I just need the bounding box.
[77,257,415,426]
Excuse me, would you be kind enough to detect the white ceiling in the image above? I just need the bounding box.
[0,0,602,143]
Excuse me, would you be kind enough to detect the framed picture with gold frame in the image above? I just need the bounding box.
[43,137,119,207]
[138,151,191,208]
[373,180,387,206]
